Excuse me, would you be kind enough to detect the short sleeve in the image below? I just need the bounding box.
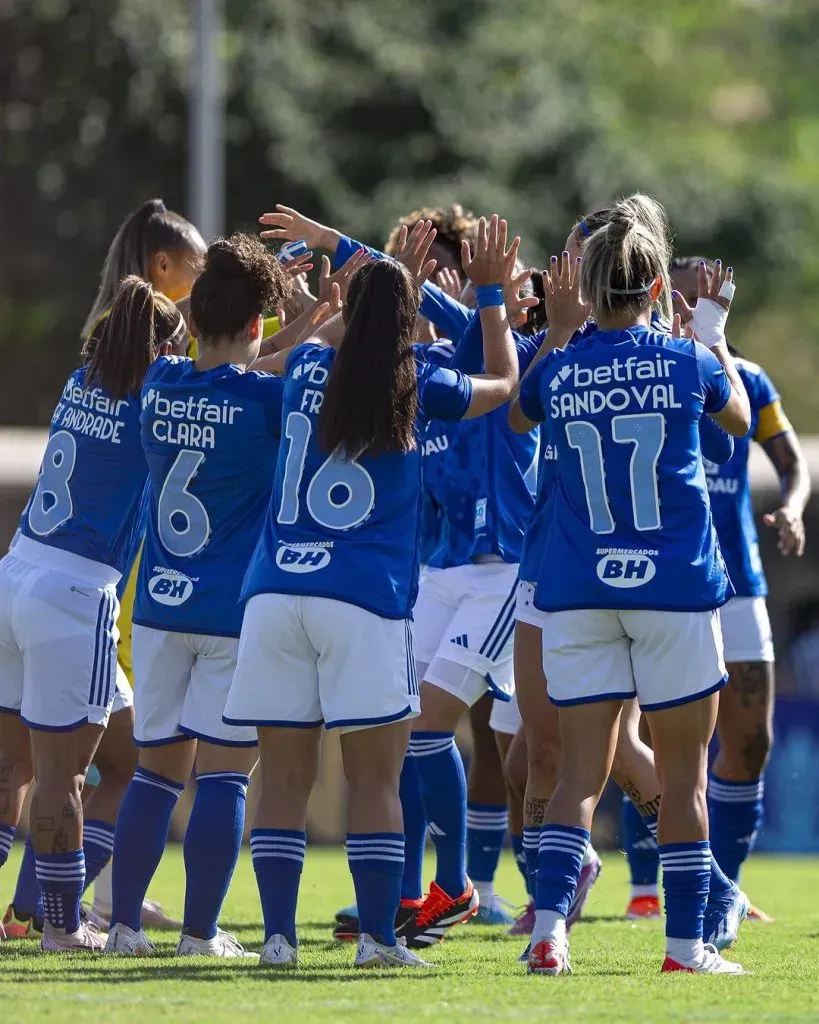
[696,344,731,414]
[418,365,473,422]
[415,340,455,367]
[284,341,325,377]
[517,358,550,424]
[753,367,780,410]
[698,415,734,466]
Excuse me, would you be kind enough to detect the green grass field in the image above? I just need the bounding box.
[1,847,818,1023]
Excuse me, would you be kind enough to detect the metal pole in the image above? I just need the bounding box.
[188,0,224,240]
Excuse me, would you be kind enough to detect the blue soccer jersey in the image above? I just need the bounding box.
[702,358,783,597]
[135,356,284,637]
[242,343,473,619]
[518,325,733,612]
[19,367,147,574]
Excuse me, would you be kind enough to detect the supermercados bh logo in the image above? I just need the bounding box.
[148,566,196,605]
[596,547,658,588]
[276,540,333,573]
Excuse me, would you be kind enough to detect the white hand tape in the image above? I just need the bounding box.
[718,280,736,301]
[690,297,729,349]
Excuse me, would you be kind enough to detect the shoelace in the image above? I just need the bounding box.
[415,889,452,928]
[217,929,245,954]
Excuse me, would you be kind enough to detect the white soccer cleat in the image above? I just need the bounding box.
[527,937,572,975]
[355,933,435,968]
[662,942,745,974]
[259,933,298,967]
[41,920,107,952]
[707,889,750,951]
[105,922,155,956]
[81,902,112,931]
[176,928,258,959]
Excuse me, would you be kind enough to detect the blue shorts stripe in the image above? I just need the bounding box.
[485,607,516,662]
[478,582,517,659]
[88,592,107,708]
[99,593,116,710]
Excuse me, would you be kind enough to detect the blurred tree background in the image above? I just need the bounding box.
[2,0,818,425]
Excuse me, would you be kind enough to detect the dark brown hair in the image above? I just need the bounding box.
[83,198,202,342]
[319,260,419,460]
[384,204,479,266]
[86,276,184,399]
[190,233,291,342]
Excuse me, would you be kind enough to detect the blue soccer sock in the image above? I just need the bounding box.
[36,849,85,933]
[12,835,43,919]
[183,772,249,940]
[0,824,15,868]
[622,797,659,895]
[399,755,427,901]
[251,829,305,945]
[645,810,735,909]
[466,802,508,902]
[523,825,541,898]
[510,833,530,896]
[347,833,404,946]
[410,732,467,898]
[82,819,116,892]
[708,773,764,882]
[659,841,711,962]
[534,825,590,944]
[111,767,184,932]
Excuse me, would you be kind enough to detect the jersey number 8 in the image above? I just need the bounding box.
[28,431,78,537]
[278,411,375,530]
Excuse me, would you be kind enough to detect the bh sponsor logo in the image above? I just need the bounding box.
[596,548,657,589]
[148,567,196,605]
[276,541,332,574]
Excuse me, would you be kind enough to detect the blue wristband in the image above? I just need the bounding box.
[476,284,504,308]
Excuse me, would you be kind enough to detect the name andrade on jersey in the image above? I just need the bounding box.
[53,382,130,443]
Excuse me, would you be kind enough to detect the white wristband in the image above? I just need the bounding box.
[690,297,729,349]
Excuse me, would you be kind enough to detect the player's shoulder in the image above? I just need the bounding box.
[734,356,778,404]
[285,341,332,379]
[144,354,192,386]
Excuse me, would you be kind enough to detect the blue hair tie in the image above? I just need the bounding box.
[578,218,591,239]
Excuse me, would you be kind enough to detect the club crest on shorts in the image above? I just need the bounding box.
[276,541,332,573]
[596,549,657,589]
[148,567,196,605]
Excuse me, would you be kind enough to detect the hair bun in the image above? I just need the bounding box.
[204,238,245,278]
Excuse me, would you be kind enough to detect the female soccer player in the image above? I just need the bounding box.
[103,234,341,959]
[0,278,185,951]
[511,194,751,975]
[621,257,811,917]
[223,215,520,969]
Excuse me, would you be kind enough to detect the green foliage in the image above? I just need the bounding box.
[2,0,818,423]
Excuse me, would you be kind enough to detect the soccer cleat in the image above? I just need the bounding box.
[661,942,745,974]
[176,929,257,959]
[517,941,531,963]
[141,899,183,931]
[2,903,44,939]
[527,938,572,975]
[470,895,516,926]
[259,933,298,967]
[334,901,358,925]
[355,932,435,968]
[747,903,775,923]
[626,894,662,920]
[705,888,750,951]
[333,898,423,942]
[567,851,602,928]
[401,880,479,948]
[81,902,112,931]
[41,921,107,952]
[508,900,536,936]
[105,923,156,956]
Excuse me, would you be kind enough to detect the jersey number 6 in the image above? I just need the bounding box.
[158,449,211,557]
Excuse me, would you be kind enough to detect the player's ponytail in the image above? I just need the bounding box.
[85,276,184,400]
[319,260,419,460]
[580,194,672,322]
[82,198,201,346]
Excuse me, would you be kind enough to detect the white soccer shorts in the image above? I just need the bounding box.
[515,579,548,628]
[132,625,256,747]
[0,537,120,730]
[224,593,420,732]
[489,689,522,735]
[719,596,774,664]
[412,562,518,707]
[111,662,134,715]
[541,607,727,711]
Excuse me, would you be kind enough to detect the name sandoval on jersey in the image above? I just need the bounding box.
[53,381,131,444]
[549,353,681,419]
[142,389,244,449]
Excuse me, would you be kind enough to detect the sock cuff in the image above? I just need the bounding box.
[539,825,590,856]
[134,766,185,797]
[659,841,711,872]
[83,819,116,850]
[196,771,251,791]
[522,825,542,850]
[250,829,306,866]
[466,803,509,829]
[407,732,455,757]
[35,848,85,881]
[346,833,405,866]
[642,813,658,838]
[708,774,765,802]
[0,824,16,857]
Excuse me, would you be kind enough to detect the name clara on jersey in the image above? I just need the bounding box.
[142,388,243,449]
[549,353,681,418]
[52,381,130,443]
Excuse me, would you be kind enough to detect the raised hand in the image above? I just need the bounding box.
[542,252,590,335]
[259,205,337,252]
[461,215,519,287]
[394,220,438,284]
[763,506,806,557]
[502,244,539,327]
[436,267,463,300]
[318,247,372,305]
[280,250,314,280]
